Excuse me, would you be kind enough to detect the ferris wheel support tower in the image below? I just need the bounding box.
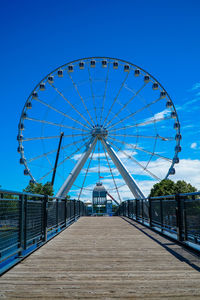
[56,126,144,199]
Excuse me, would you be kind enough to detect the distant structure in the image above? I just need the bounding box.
[92,182,112,215]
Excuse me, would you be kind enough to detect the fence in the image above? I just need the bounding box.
[117,192,200,252]
[0,189,86,275]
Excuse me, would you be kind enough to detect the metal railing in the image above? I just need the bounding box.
[0,189,86,275]
[117,192,200,252]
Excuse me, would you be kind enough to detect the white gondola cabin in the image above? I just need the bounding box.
[160,91,166,99]
[124,65,130,72]
[144,75,150,83]
[68,65,73,72]
[26,101,32,109]
[134,69,140,77]
[48,76,54,84]
[79,62,84,69]
[152,82,158,90]
[90,60,95,67]
[39,83,45,91]
[57,70,63,77]
[113,61,118,69]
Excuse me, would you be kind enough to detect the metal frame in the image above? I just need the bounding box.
[56,137,97,198]
[56,134,144,201]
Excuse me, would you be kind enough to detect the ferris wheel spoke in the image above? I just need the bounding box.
[101,142,122,204]
[25,117,89,132]
[27,137,88,163]
[28,149,58,163]
[67,72,96,126]
[109,133,174,141]
[23,133,89,142]
[107,96,163,130]
[100,60,110,125]
[38,137,90,182]
[109,116,171,133]
[102,71,130,126]
[87,64,98,124]
[107,137,161,181]
[78,144,97,201]
[49,83,93,127]
[34,98,90,130]
[108,136,172,162]
[105,83,147,128]
[23,135,63,142]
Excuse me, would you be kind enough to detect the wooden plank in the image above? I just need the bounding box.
[0,216,200,299]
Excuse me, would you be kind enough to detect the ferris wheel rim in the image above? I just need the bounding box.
[17,57,181,195]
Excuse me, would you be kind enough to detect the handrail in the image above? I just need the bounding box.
[0,189,87,275]
[116,191,200,253]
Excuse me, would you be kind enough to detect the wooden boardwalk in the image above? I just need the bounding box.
[1,217,200,299]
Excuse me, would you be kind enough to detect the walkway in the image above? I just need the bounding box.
[1,217,200,299]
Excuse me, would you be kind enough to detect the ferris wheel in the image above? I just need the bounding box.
[17,57,181,202]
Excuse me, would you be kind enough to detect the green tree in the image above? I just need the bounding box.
[174,180,197,194]
[149,179,176,197]
[149,179,197,197]
[24,182,54,196]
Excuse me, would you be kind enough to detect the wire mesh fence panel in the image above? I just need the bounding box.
[185,198,200,244]
[162,199,177,233]
[151,200,162,227]
[75,201,78,218]
[132,200,136,218]
[0,199,20,252]
[47,201,57,229]
[143,200,149,221]
[128,200,133,218]
[66,200,71,221]
[0,189,86,275]
[26,200,43,242]
[137,200,142,220]
[58,201,65,225]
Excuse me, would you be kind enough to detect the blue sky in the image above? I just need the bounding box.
[0,0,200,198]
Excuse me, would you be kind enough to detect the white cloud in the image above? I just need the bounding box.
[190,142,197,149]
[69,158,200,202]
[142,109,171,125]
[73,152,106,161]
[191,82,200,91]
[176,97,200,111]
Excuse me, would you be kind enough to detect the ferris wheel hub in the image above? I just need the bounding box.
[91,125,108,139]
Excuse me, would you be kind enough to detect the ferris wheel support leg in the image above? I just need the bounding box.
[56,137,97,199]
[101,139,145,199]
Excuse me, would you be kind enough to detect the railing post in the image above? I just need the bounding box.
[183,197,188,241]
[136,199,138,221]
[64,199,67,228]
[24,195,27,250]
[79,200,81,218]
[142,199,144,223]
[127,200,130,218]
[19,194,24,255]
[43,195,48,242]
[56,199,58,232]
[74,200,76,221]
[149,198,152,227]
[160,199,163,232]
[69,200,71,220]
[176,193,184,242]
